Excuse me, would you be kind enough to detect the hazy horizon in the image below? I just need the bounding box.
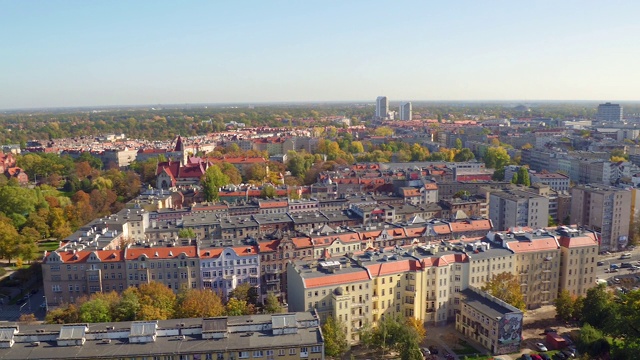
[2,1,640,110]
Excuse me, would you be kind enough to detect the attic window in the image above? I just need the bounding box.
[154,252,159,257]
[169,251,173,257]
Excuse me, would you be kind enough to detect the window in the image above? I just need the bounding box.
[238,351,249,358]
[253,350,263,357]
[289,348,296,355]
[312,346,321,353]
[278,349,285,356]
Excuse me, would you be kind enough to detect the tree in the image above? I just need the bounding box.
[226,298,252,316]
[176,289,225,318]
[521,143,533,150]
[113,287,141,321]
[511,172,519,184]
[453,148,475,162]
[230,283,259,305]
[79,298,112,323]
[555,290,576,322]
[322,316,349,358]
[264,293,281,314]
[219,162,242,185]
[492,168,506,181]
[0,218,21,265]
[483,147,511,170]
[374,126,394,137]
[260,185,276,199]
[579,284,613,329]
[370,316,423,360]
[178,228,196,238]
[481,272,526,311]
[136,282,177,320]
[455,138,463,150]
[517,166,530,186]
[548,215,558,227]
[201,165,229,202]
[18,313,37,324]
[244,163,266,182]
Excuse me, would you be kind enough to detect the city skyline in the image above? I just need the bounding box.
[2,1,640,109]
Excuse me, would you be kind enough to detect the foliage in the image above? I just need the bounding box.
[219,162,242,185]
[322,316,349,358]
[201,165,229,202]
[517,166,530,186]
[176,289,225,318]
[178,228,196,238]
[360,316,424,360]
[263,293,282,314]
[579,285,613,329]
[79,298,112,323]
[483,146,511,170]
[135,282,177,320]
[225,298,252,316]
[481,272,526,311]
[18,313,38,324]
[548,215,557,227]
[554,290,577,322]
[260,185,276,199]
[229,282,259,305]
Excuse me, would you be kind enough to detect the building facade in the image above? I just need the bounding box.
[596,102,623,122]
[375,96,389,119]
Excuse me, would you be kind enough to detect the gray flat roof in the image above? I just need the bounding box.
[461,288,520,319]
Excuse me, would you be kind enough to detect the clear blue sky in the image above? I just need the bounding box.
[2,0,640,109]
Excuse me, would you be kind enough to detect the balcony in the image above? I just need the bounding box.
[351,302,364,308]
[372,295,379,300]
[264,268,281,274]
[266,278,280,284]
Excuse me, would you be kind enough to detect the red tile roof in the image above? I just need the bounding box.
[304,271,370,288]
[47,250,124,263]
[125,246,199,260]
[558,233,598,248]
[505,238,559,253]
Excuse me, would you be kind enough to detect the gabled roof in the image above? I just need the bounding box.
[125,246,198,260]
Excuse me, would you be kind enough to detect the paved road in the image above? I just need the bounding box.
[0,287,46,322]
[596,248,640,284]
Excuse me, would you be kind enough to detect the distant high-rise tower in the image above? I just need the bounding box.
[375,96,388,119]
[596,102,623,122]
[399,102,412,121]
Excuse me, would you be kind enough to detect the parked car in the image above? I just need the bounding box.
[544,328,556,334]
[597,261,605,266]
[621,262,633,268]
[561,349,575,358]
[428,345,438,355]
[613,277,621,284]
[520,354,532,360]
[420,347,430,355]
[531,354,543,360]
[606,268,619,273]
[30,289,38,295]
[553,352,567,360]
[540,354,552,360]
[564,347,577,357]
[610,264,620,269]
[535,343,548,352]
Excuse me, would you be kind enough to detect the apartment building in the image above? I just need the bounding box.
[489,189,549,231]
[498,230,561,309]
[0,312,324,360]
[557,227,599,297]
[287,258,373,343]
[571,184,631,251]
[124,246,201,292]
[530,172,570,192]
[42,250,126,306]
[199,246,261,300]
[456,287,523,355]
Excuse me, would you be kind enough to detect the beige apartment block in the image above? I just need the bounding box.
[557,227,599,297]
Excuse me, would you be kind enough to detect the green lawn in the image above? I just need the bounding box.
[38,240,60,252]
[453,340,482,355]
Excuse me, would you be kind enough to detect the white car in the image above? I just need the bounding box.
[535,343,548,352]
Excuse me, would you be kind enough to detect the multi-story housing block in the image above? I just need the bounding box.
[571,184,631,251]
[456,287,523,355]
[530,172,570,192]
[489,189,549,231]
[0,312,324,360]
[124,246,200,292]
[492,230,561,309]
[200,246,260,300]
[557,227,599,297]
[42,249,126,306]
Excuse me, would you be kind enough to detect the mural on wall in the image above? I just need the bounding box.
[498,312,523,344]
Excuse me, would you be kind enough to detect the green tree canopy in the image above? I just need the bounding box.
[322,316,349,358]
[201,165,229,202]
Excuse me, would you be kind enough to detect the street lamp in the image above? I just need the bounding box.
[43,296,48,312]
